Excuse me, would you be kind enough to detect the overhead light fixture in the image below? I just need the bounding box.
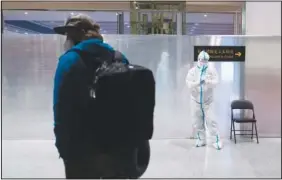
[70,12,74,15]
[24,12,28,15]
[204,14,207,17]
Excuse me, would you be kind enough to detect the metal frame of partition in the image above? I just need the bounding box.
[239,2,247,131]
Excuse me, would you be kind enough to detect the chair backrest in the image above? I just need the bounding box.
[231,100,254,110]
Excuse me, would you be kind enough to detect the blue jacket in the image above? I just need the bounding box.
[53,38,129,158]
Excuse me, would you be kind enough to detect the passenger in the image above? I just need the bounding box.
[52,14,137,179]
[186,51,223,150]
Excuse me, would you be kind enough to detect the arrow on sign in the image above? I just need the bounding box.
[235,52,242,57]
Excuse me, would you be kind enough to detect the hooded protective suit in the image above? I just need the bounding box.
[186,51,222,150]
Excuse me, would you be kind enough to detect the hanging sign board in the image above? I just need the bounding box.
[194,46,245,62]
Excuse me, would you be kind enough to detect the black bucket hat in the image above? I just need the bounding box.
[53,14,99,35]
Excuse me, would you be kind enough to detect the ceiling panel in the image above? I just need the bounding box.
[2,2,130,11]
[2,1,243,13]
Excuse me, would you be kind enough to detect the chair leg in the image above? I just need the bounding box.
[254,123,259,144]
[251,122,254,140]
[230,120,233,140]
[233,121,237,144]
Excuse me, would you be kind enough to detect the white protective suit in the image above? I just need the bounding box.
[186,51,222,150]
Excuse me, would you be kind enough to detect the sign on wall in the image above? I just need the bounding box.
[194,46,245,62]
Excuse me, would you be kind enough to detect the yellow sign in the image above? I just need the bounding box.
[197,49,234,55]
[235,52,242,57]
[194,46,245,62]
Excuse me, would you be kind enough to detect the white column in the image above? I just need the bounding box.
[244,2,281,69]
[246,2,281,36]
[243,2,281,137]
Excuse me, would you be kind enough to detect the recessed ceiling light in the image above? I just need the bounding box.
[70,12,74,15]
[204,14,207,17]
[24,12,28,15]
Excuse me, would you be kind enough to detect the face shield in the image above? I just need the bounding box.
[197,51,210,68]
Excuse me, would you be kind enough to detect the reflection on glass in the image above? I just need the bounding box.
[156,51,171,92]
[221,62,234,82]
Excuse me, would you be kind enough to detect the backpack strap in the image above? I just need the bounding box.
[113,50,123,63]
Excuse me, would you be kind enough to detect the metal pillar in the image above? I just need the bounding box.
[142,13,148,34]
[130,2,138,34]
[2,11,4,34]
[233,11,242,35]
[239,3,246,132]
[182,12,186,35]
[240,3,246,102]
[117,12,124,34]
[241,3,246,35]
[176,12,183,35]
[233,12,238,35]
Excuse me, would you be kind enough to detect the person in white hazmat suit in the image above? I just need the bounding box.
[186,51,223,150]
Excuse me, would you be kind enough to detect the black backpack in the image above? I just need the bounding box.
[73,48,155,145]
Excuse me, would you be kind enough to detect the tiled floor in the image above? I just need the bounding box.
[2,138,281,178]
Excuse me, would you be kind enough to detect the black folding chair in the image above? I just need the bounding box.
[230,100,259,144]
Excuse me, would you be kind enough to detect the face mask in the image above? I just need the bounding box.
[198,60,208,68]
[63,39,74,51]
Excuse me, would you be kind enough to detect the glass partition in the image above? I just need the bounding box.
[2,35,280,141]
